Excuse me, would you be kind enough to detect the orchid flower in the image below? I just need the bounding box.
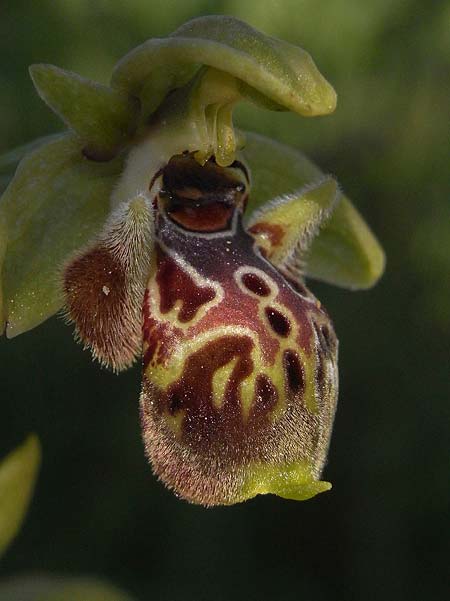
[0,16,384,506]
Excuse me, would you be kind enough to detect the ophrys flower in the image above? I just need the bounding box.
[0,16,384,505]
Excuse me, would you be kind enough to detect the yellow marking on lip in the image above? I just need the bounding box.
[164,410,184,438]
[145,317,319,420]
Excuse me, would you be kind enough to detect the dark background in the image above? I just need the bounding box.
[1,1,449,600]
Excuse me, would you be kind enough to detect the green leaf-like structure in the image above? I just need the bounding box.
[0,576,134,601]
[0,435,41,557]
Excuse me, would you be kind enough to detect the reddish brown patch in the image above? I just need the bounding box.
[65,247,125,309]
[168,203,234,232]
[64,245,140,370]
[241,272,271,296]
[156,245,216,322]
[248,222,285,249]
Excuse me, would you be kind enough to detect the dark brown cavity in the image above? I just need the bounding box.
[166,202,235,232]
[265,306,291,337]
[160,154,247,233]
[241,272,271,296]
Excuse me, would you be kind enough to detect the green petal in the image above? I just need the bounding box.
[30,65,139,160]
[0,133,123,337]
[0,576,134,601]
[112,15,336,118]
[0,435,41,557]
[242,132,385,289]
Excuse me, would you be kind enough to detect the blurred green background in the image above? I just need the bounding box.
[1,1,449,600]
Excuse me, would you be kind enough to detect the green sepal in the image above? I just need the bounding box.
[0,176,12,197]
[0,576,134,601]
[0,435,41,557]
[0,133,124,337]
[0,135,60,195]
[243,132,385,289]
[112,15,336,119]
[242,461,331,502]
[306,196,386,289]
[0,135,60,175]
[29,65,139,160]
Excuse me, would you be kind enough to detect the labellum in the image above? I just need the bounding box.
[64,152,339,505]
